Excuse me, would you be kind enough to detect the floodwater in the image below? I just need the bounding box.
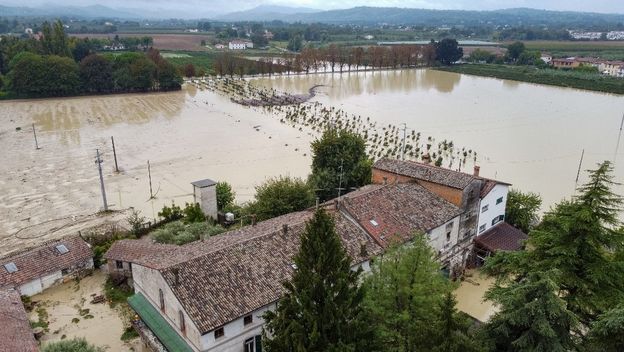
[31,270,143,351]
[454,270,497,322]
[253,69,624,212]
[1,69,623,253]
[0,85,312,253]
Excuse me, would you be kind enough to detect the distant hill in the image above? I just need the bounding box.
[220,6,624,26]
[0,4,141,19]
[217,5,321,22]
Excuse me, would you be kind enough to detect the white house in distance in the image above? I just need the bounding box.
[228,40,253,50]
[0,236,93,296]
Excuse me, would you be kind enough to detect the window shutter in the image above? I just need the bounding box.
[255,335,262,352]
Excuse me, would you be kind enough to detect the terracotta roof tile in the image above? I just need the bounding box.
[0,288,39,352]
[474,222,527,252]
[341,183,462,247]
[104,239,179,265]
[0,236,92,289]
[373,158,476,189]
[158,209,382,334]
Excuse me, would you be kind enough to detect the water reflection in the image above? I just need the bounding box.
[254,69,463,99]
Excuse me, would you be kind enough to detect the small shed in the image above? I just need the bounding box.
[192,179,218,220]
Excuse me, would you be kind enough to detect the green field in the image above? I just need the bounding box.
[522,41,624,60]
[164,51,218,74]
[435,64,624,95]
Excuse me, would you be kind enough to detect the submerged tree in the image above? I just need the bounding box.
[263,209,373,351]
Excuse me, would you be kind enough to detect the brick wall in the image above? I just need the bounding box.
[372,168,464,207]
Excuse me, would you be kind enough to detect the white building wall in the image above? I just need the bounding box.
[477,184,509,235]
[200,304,273,351]
[194,185,218,220]
[228,42,246,50]
[19,279,44,296]
[427,216,461,255]
[133,265,203,352]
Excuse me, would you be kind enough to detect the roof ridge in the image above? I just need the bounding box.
[0,235,83,261]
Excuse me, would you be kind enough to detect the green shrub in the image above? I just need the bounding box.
[183,202,205,223]
[158,202,183,222]
[42,337,104,352]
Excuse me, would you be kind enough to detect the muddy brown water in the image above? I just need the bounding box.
[1,69,623,253]
[252,69,624,213]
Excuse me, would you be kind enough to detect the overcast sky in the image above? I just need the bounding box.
[2,0,624,15]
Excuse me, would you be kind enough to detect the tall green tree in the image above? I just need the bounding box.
[251,176,314,221]
[308,128,372,202]
[484,161,624,346]
[216,181,235,211]
[263,209,373,352]
[363,235,471,352]
[431,292,481,352]
[505,189,542,233]
[435,38,463,65]
[79,54,114,93]
[506,41,526,62]
[586,304,624,352]
[482,270,578,352]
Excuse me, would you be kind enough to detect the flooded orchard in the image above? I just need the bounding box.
[253,69,624,211]
[1,69,623,253]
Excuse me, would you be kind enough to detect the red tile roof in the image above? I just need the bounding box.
[474,222,527,252]
[340,183,462,247]
[0,236,92,289]
[104,239,179,265]
[0,288,39,352]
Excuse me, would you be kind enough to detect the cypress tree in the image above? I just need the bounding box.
[262,209,372,352]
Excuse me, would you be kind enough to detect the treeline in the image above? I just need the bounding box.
[212,40,463,77]
[0,20,181,98]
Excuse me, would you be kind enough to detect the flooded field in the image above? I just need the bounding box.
[1,68,623,253]
[253,69,624,211]
[0,85,312,254]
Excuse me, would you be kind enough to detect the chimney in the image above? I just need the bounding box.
[422,153,431,164]
[473,165,480,177]
[172,268,180,286]
[282,224,289,235]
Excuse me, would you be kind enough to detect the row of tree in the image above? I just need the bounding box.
[212,39,463,78]
[261,161,624,351]
[0,20,181,98]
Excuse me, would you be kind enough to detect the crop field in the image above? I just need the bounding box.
[72,33,214,51]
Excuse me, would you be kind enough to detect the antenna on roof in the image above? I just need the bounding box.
[400,123,407,161]
[336,159,345,198]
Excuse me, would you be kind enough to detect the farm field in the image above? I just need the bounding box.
[522,40,624,60]
[71,33,214,51]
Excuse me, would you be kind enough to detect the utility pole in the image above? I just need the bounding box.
[400,123,407,160]
[95,149,108,211]
[111,136,119,173]
[32,124,40,150]
[147,160,154,199]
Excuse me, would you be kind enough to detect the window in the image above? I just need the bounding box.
[214,327,224,339]
[116,260,123,269]
[179,310,185,333]
[446,232,451,242]
[61,268,69,275]
[369,219,379,226]
[496,197,504,205]
[3,262,17,273]
[244,314,253,326]
[55,244,69,254]
[479,224,486,233]
[244,336,262,352]
[159,289,165,312]
[481,205,489,213]
[491,215,504,226]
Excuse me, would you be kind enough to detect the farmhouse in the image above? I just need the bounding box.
[372,158,518,269]
[106,159,525,351]
[113,209,382,352]
[0,288,39,351]
[0,236,93,296]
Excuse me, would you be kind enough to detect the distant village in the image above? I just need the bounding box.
[0,158,526,352]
